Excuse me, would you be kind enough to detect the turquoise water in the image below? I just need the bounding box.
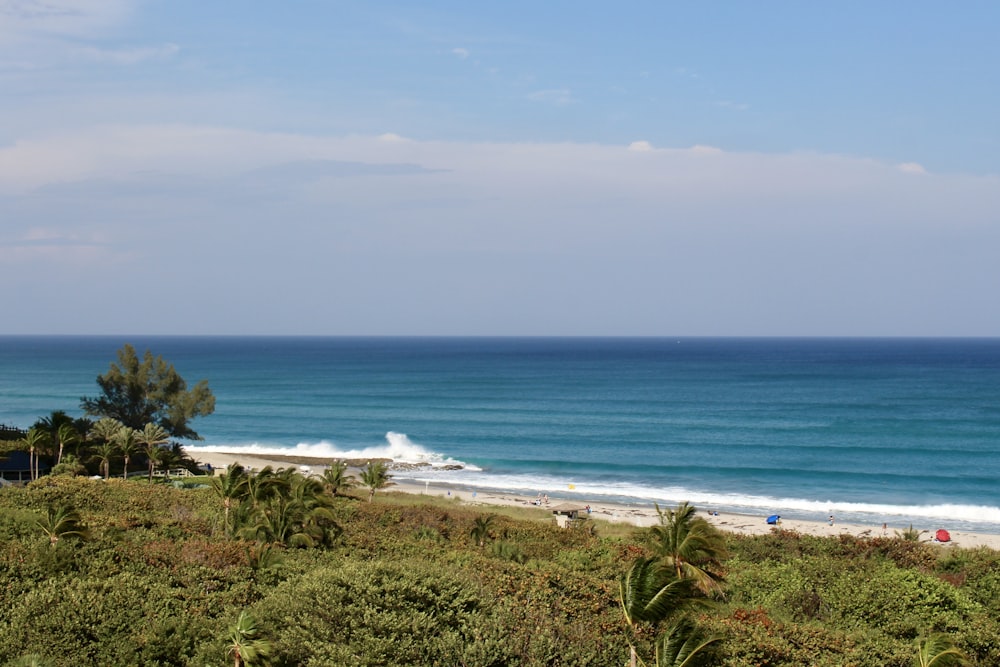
[2,336,999,531]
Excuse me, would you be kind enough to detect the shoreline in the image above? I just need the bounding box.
[185,449,1000,550]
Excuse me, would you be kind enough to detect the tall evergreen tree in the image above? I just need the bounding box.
[80,344,215,440]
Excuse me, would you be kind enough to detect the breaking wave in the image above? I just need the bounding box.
[186,432,478,470]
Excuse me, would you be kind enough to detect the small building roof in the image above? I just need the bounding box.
[550,503,588,513]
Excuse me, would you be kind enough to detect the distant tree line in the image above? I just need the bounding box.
[1,344,215,482]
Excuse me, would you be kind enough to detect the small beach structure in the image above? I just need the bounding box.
[551,503,588,528]
[935,529,951,543]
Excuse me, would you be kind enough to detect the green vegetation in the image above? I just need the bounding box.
[359,460,391,501]
[0,476,994,666]
[319,461,354,497]
[80,343,216,439]
[226,611,271,667]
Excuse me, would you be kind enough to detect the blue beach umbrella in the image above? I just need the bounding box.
[766,514,780,525]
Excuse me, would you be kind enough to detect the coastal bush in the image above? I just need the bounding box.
[491,539,527,563]
[240,559,489,666]
[707,608,912,667]
[1,479,998,667]
[0,476,213,534]
[0,571,205,666]
[0,507,40,541]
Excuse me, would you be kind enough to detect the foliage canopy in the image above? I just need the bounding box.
[80,344,216,440]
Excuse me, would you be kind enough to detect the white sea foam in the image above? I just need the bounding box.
[187,436,998,529]
[186,432,478,470]
[397,469,1000,528]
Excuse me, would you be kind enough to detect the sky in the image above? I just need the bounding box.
[1,1,999,336]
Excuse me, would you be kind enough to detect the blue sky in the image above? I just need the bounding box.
[1,1,998,335]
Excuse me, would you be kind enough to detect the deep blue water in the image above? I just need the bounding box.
[2,336,999,531]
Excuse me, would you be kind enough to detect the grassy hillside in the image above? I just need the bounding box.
[1,475,997,666]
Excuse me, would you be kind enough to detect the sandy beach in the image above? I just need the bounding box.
[186,449,1000,551]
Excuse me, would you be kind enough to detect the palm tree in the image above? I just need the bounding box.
[226,611,271,667]
[320,461,355,497]
[213,464,248,538]
[246,543,283,576]
[113,426,138,479]
[645,502,727,597]
[653,617,722,667]
[135,422,171,481]
[35,506,90,548]
[73,416,94,444]
[914,634,972,667]
[90,441,117,480]
[34,410,73,466]
[18,427,49,481]
[359,460,391,501]
[54,423,80,466]
[71,416,94,462]
[148,445,171,479]
[245,474,339,548]
[620,558,698,631]
[244,466,286,509]
[91,417,124,449]
[620,558,701,667]
[470,514,495,547]
[896,524,926,542]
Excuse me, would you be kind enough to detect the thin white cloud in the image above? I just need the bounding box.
[527,88,575,106]
[377,133,410,143]
[628,140,654,152]
[689,144,723,156]
[898,162,927,175]
[2,125,998,335]
[451,47,469,59]
[0,226,124,265]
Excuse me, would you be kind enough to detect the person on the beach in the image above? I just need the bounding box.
[829,514,835,526]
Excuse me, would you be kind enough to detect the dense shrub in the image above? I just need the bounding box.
[1,479,998,666]
[239,560,491,666]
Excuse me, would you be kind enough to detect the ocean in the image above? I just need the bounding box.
[2,336,999,532]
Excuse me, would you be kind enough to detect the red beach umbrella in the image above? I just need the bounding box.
[935,529,951,542]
